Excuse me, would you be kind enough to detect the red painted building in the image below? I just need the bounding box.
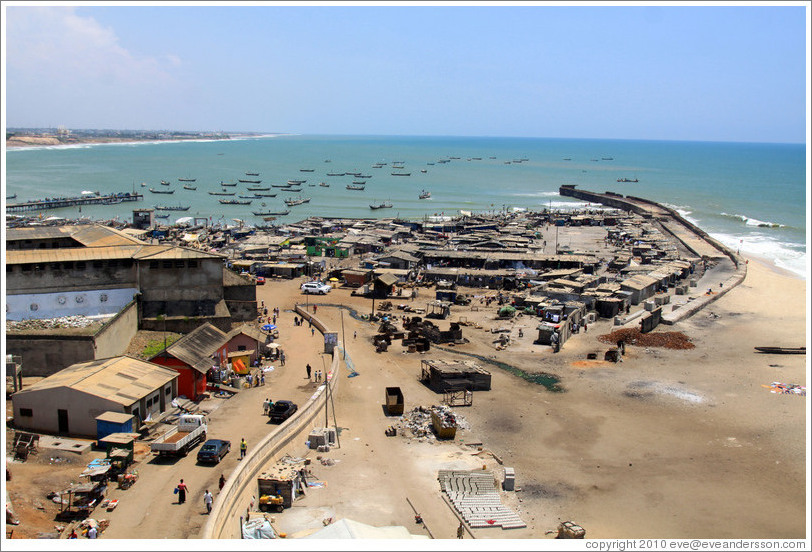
[149,323,228,399]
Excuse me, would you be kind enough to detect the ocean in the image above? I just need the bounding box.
[4,135,807,278]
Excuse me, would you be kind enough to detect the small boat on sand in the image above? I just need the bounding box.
[754,347,806,355]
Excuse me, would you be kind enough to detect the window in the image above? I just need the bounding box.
[175,260,184,268]
[62,262,74,270]
[149,261,159,269]
[122,259,134,268]
[21,265,31,272]
[20,408,33,417]
[162,261,173,269]
[75,262,86,270]
[188,260,198,268]
[238,345,246,351]
[93,261,103,269]
[50,263,61,271]
[165,386,172,396]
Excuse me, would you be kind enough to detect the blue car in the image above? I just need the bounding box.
[197,439,231,464]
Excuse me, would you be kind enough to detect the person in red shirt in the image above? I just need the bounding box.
[176,479,189,504]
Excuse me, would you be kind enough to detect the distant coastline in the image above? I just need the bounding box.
[5,130,280,149]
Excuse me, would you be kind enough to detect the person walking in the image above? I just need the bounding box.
[176,479,188,504]
[457,521,465,539]
[313,305,317,315]
[311,327,315,337]
[263,398,270,416]
[86,525,97,539]
[218,474,226,492]
[280,351,286,366]
[306,364,312,380]
[239,438,247,459]
[353,331,357,340]
[260,372,265,386]
[203,489,213,514]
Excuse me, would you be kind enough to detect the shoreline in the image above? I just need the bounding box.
[4,133,285,150]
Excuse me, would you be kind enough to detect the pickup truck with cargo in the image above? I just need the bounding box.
[150,414,208,457]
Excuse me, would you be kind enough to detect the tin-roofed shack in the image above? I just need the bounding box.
[420,359,492,393]
[258,460,307,509]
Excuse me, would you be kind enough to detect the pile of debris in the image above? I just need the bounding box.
[394,405,470,441]
[7,315,100,332]
[598,327,695,350]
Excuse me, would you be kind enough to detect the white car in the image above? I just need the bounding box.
[301,281,331,295]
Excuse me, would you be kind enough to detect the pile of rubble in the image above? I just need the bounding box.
[598,327,695,350]
[394,405,470,441]
[7,315,99,332]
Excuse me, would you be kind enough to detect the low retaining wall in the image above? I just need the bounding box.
[202,324,341,539]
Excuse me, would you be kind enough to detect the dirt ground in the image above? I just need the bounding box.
[4,244,807,542]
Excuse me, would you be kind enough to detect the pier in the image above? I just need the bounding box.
[5,192,143,213]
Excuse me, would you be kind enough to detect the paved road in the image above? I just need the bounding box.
[101,279,327,539]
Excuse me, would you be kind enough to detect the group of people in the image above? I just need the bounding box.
[305,363,324,382]
[262,397,275,415]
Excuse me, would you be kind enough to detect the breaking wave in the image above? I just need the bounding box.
[719,212,785,228]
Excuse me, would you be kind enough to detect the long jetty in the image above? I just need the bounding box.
[5,192,143,213]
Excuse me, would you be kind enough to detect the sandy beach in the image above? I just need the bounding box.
[214,251,806,540]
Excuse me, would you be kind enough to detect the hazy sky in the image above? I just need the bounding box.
[3,2,809,143]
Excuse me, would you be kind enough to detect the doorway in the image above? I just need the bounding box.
[57,409,69,434]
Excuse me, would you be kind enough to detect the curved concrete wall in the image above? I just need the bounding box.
[202,305,340,539]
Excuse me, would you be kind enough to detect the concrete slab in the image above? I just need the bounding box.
[37,435,93,454]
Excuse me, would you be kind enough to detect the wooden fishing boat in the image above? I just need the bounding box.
[220,199,252,205]
[150,188,175,194]
[754,347,806,355]
[209,191,236,196]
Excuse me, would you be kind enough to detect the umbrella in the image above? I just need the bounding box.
[328,277,339,282]
[261,324,277,332]
[267,343,280,349]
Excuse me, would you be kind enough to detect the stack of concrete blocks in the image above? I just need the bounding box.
[307,427,337,451]
[502,467,515,491]
[438,469,526,530]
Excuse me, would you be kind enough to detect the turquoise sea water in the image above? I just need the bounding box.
[4,135,807,278]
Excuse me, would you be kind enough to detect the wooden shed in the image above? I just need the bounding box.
[420,359,491,393]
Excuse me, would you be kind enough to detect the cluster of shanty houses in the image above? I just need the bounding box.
[7,207,700,439]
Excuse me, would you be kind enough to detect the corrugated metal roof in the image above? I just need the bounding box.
[225,323,266,343]
[132,245,224,260]
[16,356,177,405]
[156,323,228,373]
[6,225,147,247]
[8,244,224,265]
[7,245,144,264]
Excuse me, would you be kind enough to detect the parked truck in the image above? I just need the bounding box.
[150,414,208,457]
